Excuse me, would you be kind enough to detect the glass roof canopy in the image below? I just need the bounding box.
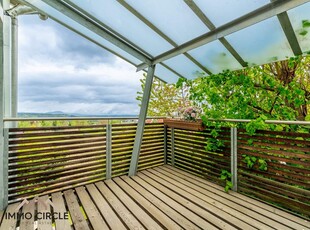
[17,0,310,83]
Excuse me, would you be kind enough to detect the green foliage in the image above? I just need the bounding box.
[137,75,191,116]
[302,20,310,28]
[18,119,107,128]
[220,170,233,192]
[243,155,257,169]
[242,155,257,169]
[183,56,310,123]
[245,115,269,135]
[204,123,225,152]
[242,154,268,171]
[258,159,268,171]
[299,30,308,36]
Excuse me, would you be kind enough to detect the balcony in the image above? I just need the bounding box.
[0,118,309,230]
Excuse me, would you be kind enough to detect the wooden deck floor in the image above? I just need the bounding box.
[0,165,309,230]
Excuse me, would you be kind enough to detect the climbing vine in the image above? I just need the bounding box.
[220,170,233,192]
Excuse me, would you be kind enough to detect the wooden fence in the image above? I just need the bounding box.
[237,128,310,217]
[166,127,231,185]
[166,125,310,219]
[6,122,164,203]
[111,123,165,177]
[5,120,310,218]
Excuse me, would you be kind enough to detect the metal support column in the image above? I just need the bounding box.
[106,124,112,179]
[128,65,155,176]
[0,129,9,210]
[0,0,10,211]
[171,128,175,166]
[3,13,11,124]
[231,127,238,192]
[11,16,18,127]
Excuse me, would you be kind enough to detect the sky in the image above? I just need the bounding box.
[18,15,143,115]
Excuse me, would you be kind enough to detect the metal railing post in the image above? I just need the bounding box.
[164,125,167,164]
[106,124,112,179]
[0,129,9,210]
[171,128,175,166]
[231,127,238,192]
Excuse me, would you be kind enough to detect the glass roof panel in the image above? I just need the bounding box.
[287,2,310,54]
[67,0,173,56]
[194,0,270,28]
[21,0,183,83]
[188,40,242,74]
[163,54,205,80]
[28,0,141,66]
[155,64,180,84]
[225,16,294,66]
[125,0,208,45]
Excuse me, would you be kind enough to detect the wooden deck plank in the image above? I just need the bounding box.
[160,168,308,229]
[19,199,35,230]
[1,165,308,230]
[131,174,219,230]
[105,179,163,230]
[0,203,19,230]
[162,165,310,229]
[86,184,127,230]
[75,186,109,230]
[63,189,90,230]
[140,170,252,230]
[51,192,71,230]
[151,167,283,230]
[113,177,181,229]
[95,181,145,230]
[120,176,200,230]
[37,195,53,230]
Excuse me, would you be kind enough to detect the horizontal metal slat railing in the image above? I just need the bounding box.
[4,120,165,203]
[166,121,310,219]
[7,125,107,202]
[237,128,310,217]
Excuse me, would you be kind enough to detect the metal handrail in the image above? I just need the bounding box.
[207,118,310,126]
[3,116,309,125]
[165,117,310,125]
[3,116,165,122]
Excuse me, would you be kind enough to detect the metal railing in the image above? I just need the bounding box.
[1,118,165,209]
[165,119,310,219]
[3,116,165,122]
[1,117,309,218]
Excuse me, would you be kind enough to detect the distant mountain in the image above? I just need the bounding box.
[18,112,75,118]
[47,111,66,115]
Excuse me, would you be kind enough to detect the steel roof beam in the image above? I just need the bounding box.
[116,0,212,75]
[60,0,155,60]
[17,1,140,67]
[184,0,248,67]
[137,0,308,71]
[276,12,302,56]
[19,0,152,65]
[42,0,179,82]
[270,0,302,56]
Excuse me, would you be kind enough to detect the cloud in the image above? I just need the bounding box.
[18,15,143,115]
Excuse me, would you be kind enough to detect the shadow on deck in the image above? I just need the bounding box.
[0,165,309,230]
